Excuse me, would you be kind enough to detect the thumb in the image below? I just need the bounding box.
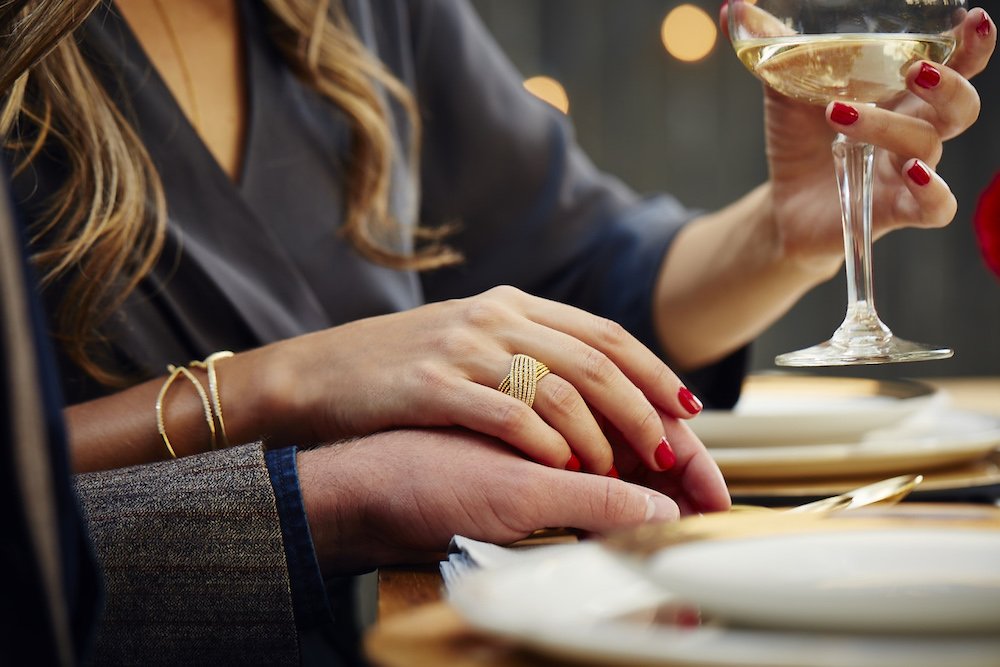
[538,471,680,535]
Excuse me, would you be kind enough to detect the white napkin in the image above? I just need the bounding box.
[440,535,577,589]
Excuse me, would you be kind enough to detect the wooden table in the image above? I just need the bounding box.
[366,376,1000,666]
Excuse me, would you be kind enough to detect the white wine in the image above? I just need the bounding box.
[735,33,955,105]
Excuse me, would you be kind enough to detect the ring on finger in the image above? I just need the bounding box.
[498,354,550,408]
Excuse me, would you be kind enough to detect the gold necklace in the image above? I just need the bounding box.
[150,0,203,131]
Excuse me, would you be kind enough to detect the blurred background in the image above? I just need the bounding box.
[469,0,1000,378]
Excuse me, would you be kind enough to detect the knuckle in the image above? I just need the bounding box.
[412,361,451,394]
[636,405,664,435]
[596,481,642,524]
[594,317,629,349]
[946,77,981,131]
[493,400,533,437]
[871,111,893,138]
[963,94,982,129]
[647,361,674,392]
[544,377,582,418]
[438,327,478,359]
[461,298,506,330]
[485,284,522,302]
[580,347,615,385]
[922,133,943,164]
[932,196,958,229]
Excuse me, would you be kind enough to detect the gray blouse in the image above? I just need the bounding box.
[12,0,745,406]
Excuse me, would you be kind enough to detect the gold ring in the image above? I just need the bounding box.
[498,354,550,408]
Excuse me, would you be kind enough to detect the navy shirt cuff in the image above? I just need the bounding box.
[264,446,333,633]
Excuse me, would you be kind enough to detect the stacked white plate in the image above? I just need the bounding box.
[448,506,1000,667]
[690,375,1000,480]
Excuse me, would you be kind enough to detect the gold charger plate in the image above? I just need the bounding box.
[728,451,1000,500]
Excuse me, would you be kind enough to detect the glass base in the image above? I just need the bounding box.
[775,336,953,367]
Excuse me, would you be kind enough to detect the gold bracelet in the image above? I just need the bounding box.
[155,364,217,458]
[155,366,185,459]
[192,351,235,449]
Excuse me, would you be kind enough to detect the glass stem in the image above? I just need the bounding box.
[832,133,891,347]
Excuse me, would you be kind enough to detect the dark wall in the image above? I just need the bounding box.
[470,0,1000,378]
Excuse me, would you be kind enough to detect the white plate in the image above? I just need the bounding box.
[448,535,1000,667]
[710,409,1000,480]
[691,375,939,448]
[645,528,1000,634]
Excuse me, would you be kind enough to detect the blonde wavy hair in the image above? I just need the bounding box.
[1,0,459,386]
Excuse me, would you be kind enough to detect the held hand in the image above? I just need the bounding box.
[298,428,690,573]
[601,408,731,516]
[763,8,996,270]
[250,285,702,475]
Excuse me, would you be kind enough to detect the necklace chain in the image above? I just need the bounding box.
[150,0,203,131]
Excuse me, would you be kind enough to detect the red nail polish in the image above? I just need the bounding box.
[677,606,702,629]
[914,62,941,89]
[678,386,704,415]
[606,464,620,479]
[907,161,932,186]
[977,14,992,37]
[655,437,677,471]
[566,454,581,472]
[830,102,859,125]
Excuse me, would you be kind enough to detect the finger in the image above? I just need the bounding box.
[946,8,996,80]
[827,101,942,165]
[431,379,576,470]
[662,417,731,513]
[511,290,705,418]
[479,346,613,472]
[892,159,957,230]
[509,322,675,473]
[539,471,680,533]
[904,61,981,140]
[531,373,615,475]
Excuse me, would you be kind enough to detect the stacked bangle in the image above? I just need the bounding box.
[155,350,235,459]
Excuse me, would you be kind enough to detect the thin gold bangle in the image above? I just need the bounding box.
[192,351,235,448]
[155,364,217,458]
[155,366,186,459]
[175,365,216,450]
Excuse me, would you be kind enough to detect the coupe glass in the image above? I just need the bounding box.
[729,0,966,366]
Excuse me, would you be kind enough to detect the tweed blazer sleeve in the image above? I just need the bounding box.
[73,443,300,666]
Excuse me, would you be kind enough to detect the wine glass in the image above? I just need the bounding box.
[729,0,966,366]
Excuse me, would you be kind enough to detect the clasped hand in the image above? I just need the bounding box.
[259,286,725,506]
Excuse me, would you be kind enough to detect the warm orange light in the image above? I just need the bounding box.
[523,76,570,114]
[661,4,718,63]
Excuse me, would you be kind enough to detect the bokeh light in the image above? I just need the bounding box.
[661,4,719,63]
[523,76,570,114]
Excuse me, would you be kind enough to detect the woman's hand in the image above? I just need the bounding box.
[764,8,996,272]
[247,285,703,476]
[298,428,709,574]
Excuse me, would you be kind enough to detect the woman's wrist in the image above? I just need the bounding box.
[214,343,300,448]
[764,187,844,284]
[655,182,841,369]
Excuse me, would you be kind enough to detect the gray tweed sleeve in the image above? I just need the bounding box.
[73,443,300,666]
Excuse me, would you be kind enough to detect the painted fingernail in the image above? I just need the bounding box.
[914,62,941,89]
[830,102,859,125]
[645,495,677,522]
[907,160,932,186]
[655,437,677,471]
[565,454,582,472]
[606,464,620,479]
[678,386,704,415]
[676,607,703,628]
[977,14,992,37]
